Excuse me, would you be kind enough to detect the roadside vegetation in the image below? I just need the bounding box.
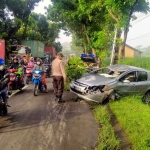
[109,95,150,150]
[93,105,120,150]
[118,57,150,70]
[64,57,86,90]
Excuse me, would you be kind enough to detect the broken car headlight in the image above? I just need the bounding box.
[88,85,105,92]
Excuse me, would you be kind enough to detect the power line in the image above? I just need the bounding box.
[132,13,150,25]
[127,33,150,41]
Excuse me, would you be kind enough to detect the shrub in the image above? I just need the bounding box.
[66,57,86,82]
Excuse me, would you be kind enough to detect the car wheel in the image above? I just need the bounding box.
[143,91,150,104]
[108,92,115,102]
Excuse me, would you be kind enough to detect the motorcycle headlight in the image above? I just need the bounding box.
[0,65,4,70]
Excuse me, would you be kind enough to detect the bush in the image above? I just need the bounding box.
[66,57,86,82]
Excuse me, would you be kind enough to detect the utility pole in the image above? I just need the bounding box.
[110,27,117,66]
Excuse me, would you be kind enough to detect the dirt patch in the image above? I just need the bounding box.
[107,105,133,150]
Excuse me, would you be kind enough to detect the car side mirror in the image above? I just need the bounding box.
[123,79,130,83]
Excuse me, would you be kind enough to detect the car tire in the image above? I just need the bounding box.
[108,92,115,102]
[143,91,150,104]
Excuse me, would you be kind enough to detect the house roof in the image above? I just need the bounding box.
[126,44,142,53]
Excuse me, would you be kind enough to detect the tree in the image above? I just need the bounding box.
[105,0,149,61]
[48,0,115,58]
[6,0,42,40]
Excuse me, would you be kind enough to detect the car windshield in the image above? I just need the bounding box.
[98,67,126,78]
[81,57,96,63]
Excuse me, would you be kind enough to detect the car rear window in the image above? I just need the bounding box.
[137,71,148,81]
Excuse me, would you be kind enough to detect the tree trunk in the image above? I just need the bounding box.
[114,29,122,64]
[83,42,87,54]
[120,30,128,59]
[84,25,96,56]
[120,0,138,59]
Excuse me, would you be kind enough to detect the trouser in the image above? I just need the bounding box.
[53,76,64,98]
[1,89,7,103]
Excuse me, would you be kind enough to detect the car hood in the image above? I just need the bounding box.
[76,73,115,86]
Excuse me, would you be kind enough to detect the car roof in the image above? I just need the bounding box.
[108,64,150,73]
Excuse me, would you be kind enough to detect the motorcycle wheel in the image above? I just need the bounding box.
[8,85,13,95]
[2,104,7,115]
[34,84,38,96]
[19,78,25,90]
[26,77,29,84]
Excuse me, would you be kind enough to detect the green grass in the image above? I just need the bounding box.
[93,105,120,150]
[118,57,150,70]
[109,96,150,150]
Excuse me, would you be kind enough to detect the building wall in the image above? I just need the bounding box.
[119,46,141,58]
[134,50,141,57]
[125,46,134,58]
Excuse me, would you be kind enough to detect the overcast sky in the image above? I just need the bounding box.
[34,0,150,48]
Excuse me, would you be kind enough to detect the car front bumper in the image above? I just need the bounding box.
[70,82,113,103]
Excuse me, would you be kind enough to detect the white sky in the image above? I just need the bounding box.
[34,0,150,48]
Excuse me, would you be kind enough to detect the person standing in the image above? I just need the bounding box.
[51,52,66,103]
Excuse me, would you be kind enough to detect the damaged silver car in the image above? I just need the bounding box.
[70,64,150,103]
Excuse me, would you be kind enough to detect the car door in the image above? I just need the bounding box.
[115,71,138,95]
[134,71,150,94]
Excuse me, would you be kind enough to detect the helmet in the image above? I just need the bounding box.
[36,58,42,62]
[13,56,18,60]
[0,58,5,65]
[36,58,41,65]
[0,58,5,71]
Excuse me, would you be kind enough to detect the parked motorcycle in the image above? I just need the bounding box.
[25,65,34,84]
[44,64,51,78]
[32,69,45,96]
[7,67,25,94]
[0,74,11,116]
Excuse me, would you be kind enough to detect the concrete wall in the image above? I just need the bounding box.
[119,46,141,58]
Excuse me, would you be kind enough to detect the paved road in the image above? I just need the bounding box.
[0,78,99,150]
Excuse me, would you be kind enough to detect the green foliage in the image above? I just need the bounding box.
[118,57,150,70]
[66,57,86,82]
[0,0,62,54]
[110,95,150,150]
[93,106,120,150]
[101,57,111,67]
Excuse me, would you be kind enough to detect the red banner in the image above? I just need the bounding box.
[0,40,5,60]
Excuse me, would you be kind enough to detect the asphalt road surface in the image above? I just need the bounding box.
[0,78,99,150]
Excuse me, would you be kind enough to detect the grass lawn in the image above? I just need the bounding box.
[109,96,150,150]
[93,105,120,150]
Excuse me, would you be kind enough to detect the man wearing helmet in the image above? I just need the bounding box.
[33,58,48,93]
[9,56,20,69]
[0,58,10,104]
